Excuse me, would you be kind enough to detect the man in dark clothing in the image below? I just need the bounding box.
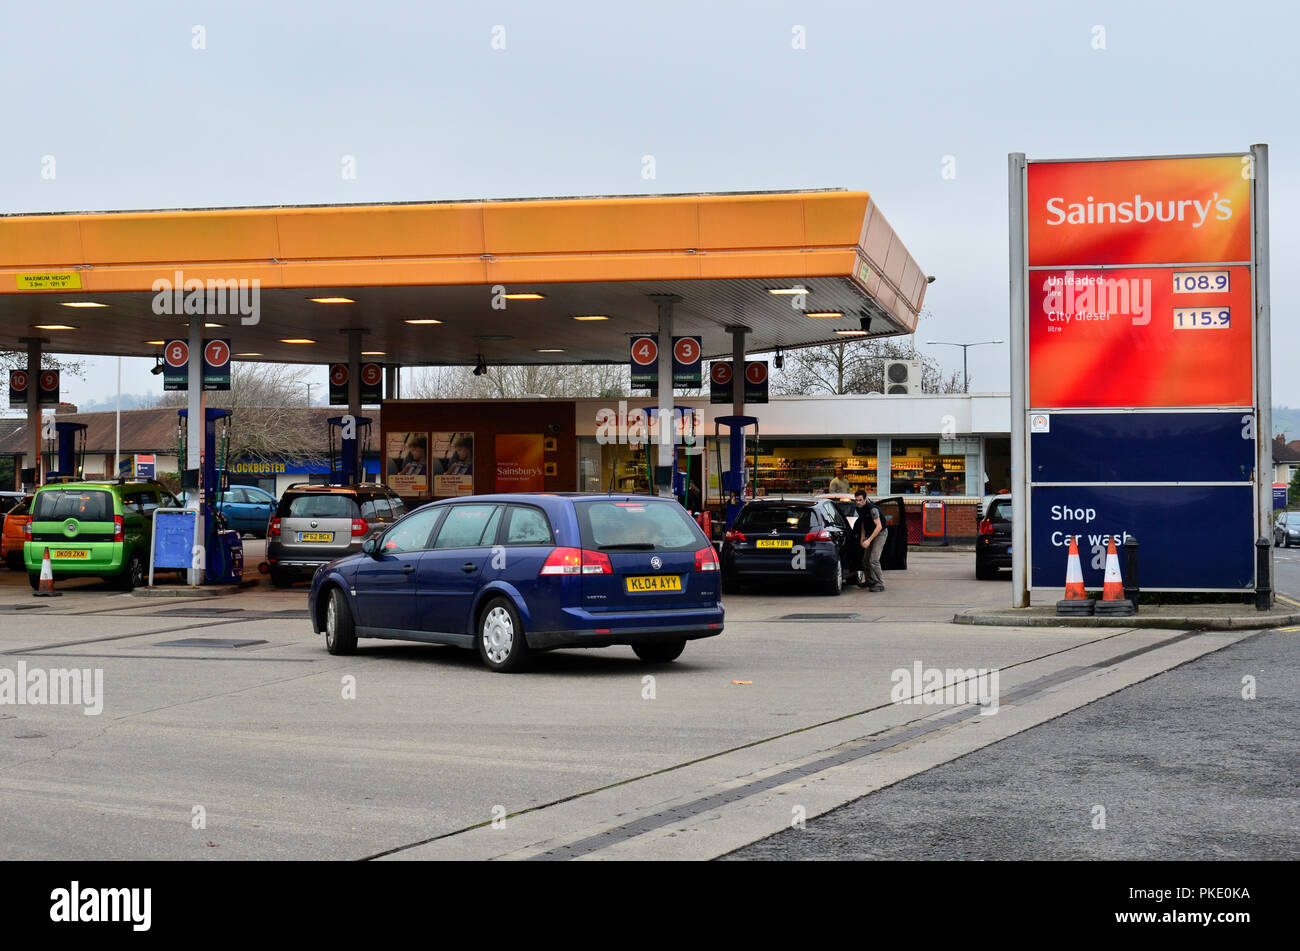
[854,489,887,591]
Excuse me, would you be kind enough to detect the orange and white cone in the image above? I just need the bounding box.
[1102,538,1125,601]
[34,546,61,598]
[1063,536,1087,600]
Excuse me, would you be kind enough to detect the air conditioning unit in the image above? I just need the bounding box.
[883,359,921,395]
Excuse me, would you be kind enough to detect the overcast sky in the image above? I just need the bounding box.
[2,0,1296,408]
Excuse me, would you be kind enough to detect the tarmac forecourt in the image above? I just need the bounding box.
[0,550,1281,861]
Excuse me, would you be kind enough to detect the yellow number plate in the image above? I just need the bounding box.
[298,532,334,542]
[626,575,683,593]
[51,549,90,559]
[756,539,793,548]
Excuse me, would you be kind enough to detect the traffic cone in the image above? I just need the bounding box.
[34,547,61,598]
[1056,536,1093,616]
[1096,538,1135,616]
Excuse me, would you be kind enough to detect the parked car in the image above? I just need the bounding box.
[1274,511,1300,547]
[0,491,26,517]
[976,495,1012,579]
[266,483,407,587]
[23,480,183,589]
[308,493,724,672]
[216,484,278,537]
[2,496,33,570]
[720,497,856,595]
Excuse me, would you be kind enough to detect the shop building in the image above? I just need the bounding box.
[383,391,1011,543]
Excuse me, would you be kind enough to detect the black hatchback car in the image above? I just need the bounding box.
[720,497,856,595]
[976,495,1012,579]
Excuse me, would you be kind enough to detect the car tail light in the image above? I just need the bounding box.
[540,547,582,575]
[113,515,123,542]
[269,517,281,538]
[23,521,32,538]
[804,528,832,541]
[351,518,369,537]
[539,547,612,575]
[978,518,994,536]
[724,530,745,542]
[694,546,719,572]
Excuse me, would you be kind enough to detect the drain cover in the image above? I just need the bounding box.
[0,604,51,612]
[153,638,267,648]
[778,612,861,621]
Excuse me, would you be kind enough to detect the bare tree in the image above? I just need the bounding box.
[0,351,86,410]
[408,363,637,400]
[145,362,327,463]
[770,314,966,396]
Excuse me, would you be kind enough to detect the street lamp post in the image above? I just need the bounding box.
[925,340,1004,393]
[305,382,316,407]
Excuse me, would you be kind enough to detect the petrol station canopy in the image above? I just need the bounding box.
[0,189,929,366]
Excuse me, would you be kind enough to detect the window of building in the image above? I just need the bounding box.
[890,439,966,495]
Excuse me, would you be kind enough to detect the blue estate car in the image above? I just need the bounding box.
[308,493,725,672]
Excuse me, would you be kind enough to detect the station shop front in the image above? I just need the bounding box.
[380,392,1010,543]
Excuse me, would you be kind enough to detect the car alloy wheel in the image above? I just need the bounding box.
[482,606,514,665]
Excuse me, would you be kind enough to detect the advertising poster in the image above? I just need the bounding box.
[386,431,429,496]
[430,431,474,497]
[495,434,545,492]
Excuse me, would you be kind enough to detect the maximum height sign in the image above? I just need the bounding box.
[1009,147,1271,605]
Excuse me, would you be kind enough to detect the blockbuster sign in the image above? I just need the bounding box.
[1009,148,1271,601]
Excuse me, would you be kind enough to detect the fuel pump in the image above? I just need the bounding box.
[640,406,698,504]
[177,408,243,584]
[713,414,758,531]
[327,415,373,484]
[46,421,87,482]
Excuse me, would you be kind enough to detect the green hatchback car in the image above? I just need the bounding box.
[24,480,183,590]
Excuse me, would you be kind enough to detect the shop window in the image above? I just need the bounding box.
[890,439,966,496]
[746,439,877,497]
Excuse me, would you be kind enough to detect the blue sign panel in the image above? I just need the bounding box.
[153,510,198,571]
[1275,485,1288,510]
[1031,485,1254,590]
[1031,412,1254,483]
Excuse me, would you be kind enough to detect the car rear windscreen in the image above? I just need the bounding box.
[735,505,813,533]
[575,499,703,552]
[34,489,113,522]
[282,494,359,519]
[988,498,1011,521]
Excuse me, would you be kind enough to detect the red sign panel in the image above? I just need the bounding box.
[1027,155,1252,267]
[1028,265,1252,408]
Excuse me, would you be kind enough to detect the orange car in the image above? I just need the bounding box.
[2,496,33,571]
